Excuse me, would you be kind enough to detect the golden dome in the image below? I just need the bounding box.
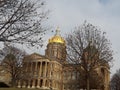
[49,27,65,44]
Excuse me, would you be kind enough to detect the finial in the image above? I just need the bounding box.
[55,26,60,36]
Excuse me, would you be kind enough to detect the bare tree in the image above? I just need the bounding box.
[0,0,49,47]
[66,21,113,90]
[0,44,26,87]
[79,69,104,89]
[111,69,120,90]
[0,43,26,61]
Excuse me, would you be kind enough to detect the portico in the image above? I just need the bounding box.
[18,53,62,90]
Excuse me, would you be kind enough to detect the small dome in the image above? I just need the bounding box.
[48,27,65,44]
[49,35,65,44]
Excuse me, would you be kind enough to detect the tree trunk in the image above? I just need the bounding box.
[87,77,90,90]
[11,78,16,87]
[86,72,90,90]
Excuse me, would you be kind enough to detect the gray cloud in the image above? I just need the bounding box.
[1,0,119,75]
[44,0,120,75]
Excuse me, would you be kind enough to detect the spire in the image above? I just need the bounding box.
[55,26,60,36]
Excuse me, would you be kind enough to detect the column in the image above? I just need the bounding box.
[35,62,38,75]
[30,62,33,74]
[46,62,48,77]
[42,79,46,88]
[48,80,50,88]
[17,80,21,88]
[49,63,52,79]
[44,62,47,77]
[22,81,26,88]
[26,62,29,72]
[47,62,50,78]
[32,79,35,88]
[39,61,42,77]
[27,80,30,88]
[54,82,56,89]
[52,80,54,89]
[37,79,40,88]
[55,71,57,79]
[71,71,73,80]
[49,80,52,89]
[49,63,53,89]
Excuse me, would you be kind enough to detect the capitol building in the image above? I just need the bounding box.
[17,28,110,90]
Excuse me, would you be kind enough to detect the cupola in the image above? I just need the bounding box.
[48,27,65,44]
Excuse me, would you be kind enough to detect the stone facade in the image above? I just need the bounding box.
[0,65,11,86]
[18,30,110,90]
[17,28,110,90]
[18,53,63,90]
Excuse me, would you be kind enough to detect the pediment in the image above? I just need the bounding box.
[30,53,44,59]
[23,53,47,61]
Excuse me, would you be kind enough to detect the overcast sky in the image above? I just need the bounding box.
[23,0,120,75]
[40,0,120,75]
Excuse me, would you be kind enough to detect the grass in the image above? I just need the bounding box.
[0,88,49,90]
[0,88,35,90]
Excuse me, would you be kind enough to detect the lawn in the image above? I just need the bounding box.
[0,88,49,90]
[0,88,35,90]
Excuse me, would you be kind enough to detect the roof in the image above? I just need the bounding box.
[23,53,49,61]
[48,27,65,44]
